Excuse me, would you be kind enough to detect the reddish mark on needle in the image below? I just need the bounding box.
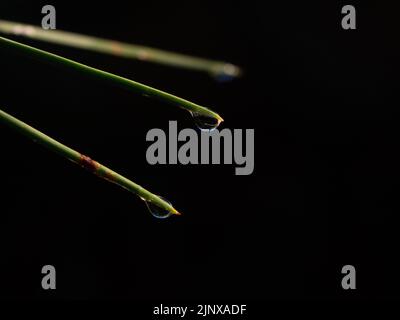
[79,154,100,172]
[110,42,123,55]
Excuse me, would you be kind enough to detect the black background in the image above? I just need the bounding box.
[0,1,400,302]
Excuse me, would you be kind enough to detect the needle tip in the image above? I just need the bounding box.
[172,209,182,216]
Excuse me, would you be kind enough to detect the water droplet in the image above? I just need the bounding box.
[144,196,173,219]
[190,112,222,132]
[214,73,235,83]
[212,64,242,83]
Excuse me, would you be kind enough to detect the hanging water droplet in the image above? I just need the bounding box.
[144,196,173,219]
[190,112,222,132]
[212,63,242,83]
[214,73,235,83]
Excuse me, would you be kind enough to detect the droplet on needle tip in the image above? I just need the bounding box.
[190,111,223,132]
[143,195,180,219]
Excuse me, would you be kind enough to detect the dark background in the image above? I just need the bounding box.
[0,1,399,302]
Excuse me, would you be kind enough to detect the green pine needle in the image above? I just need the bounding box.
[0,19,242,80]
[0,108,182,217]
[0,35,224,124]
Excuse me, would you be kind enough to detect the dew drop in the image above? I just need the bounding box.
[144,196,173,219]
[190,112,222,132]
[212,63,242,83]
[214,73,235,83]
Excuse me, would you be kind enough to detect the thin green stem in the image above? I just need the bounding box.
[0,35,224,123]
[0,107,181,216]
[0,19,242,79]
